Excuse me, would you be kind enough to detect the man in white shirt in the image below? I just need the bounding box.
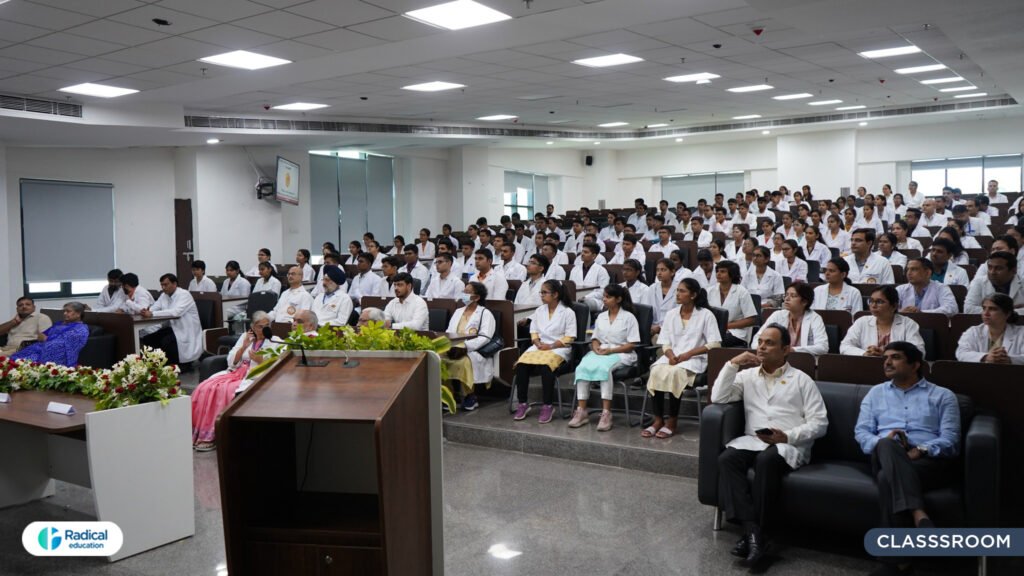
[270,266,314,323]
[495,243,527,282]
[627,203,649,235]
[768,191,789,212]
[951,205,990,237]
[731,202,758,230]
[844,229,895,284]
[515,254,548,307]
[648,227,679,258]
[643,214,661,242]
[188,260,217,292]
[686,217,714,248]
[919,199,945,228]
[570,243,611,312]
[965,196,992,225]
[348,253,386,307]
[986,179,1008,204]
[312,266,352,326]
[904,181,925,209]
[541,244,568,281]
[564,220,585,254]
[752,197,772,218]
[927,239,970,287]
[476,228,496,260]
[903,209,932,239]
[454,241,476,279]
[426,254,464,300]
[897,258,958,316]
[401,245,430,291]
[383,273,429,331]
[469,249,509,302]
[544,218,567,243]
[658,200,678,228]
[118,272,155,315]
[609,234,646,265]
[0,296,52,355]
[139,273,203,367]
[712,325,828,568]
[676,207,692,233]
[710,208,731,234]
[246,248,272,277]
[93,268,126,312]
[964,252,1024,313]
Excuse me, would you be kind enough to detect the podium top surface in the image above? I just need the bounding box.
[229,354,426,422]
[0,390,93,433]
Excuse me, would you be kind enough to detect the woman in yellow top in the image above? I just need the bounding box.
[513,280,577,424]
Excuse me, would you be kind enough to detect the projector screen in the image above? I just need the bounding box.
[276,156,300,205]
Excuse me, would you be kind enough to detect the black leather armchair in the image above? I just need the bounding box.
[199,355,228,382]
[698,381,1000,536]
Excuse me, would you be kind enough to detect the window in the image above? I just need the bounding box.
[910,154,1022,197]
[309,151,395,247]
[503,171,547,219]
[661,171,746,205]
[21,179,116,298]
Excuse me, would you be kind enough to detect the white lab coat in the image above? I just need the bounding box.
[754,309,828,356]
[425,273,464,300]
[620,281,649,305]
[896,238,924,252]
[564,232,584,254]
[711,362,828,469]
[956,323,1024,365]
[148,288,203,364]
[221,276,252,299]
[348,272,386,305]
[609,246,646,265]
[93,286,126,313]
[589,309,641,366]
[932,262,970,287]
[823,229,851,254]
[253,276,282,295]
[803,242,831,269]
[447,304,497,384]
[840,314,926,357]
[627,213,648,234]
[643,280,680,327]
[707,283,759,344]
[524,303,577,362]
[844,253,895,285]
[544,265,567,281]
[896,282,958,316]
[777,257,808,282]
[964,277,1024,314]
[403,262,431,290]
[384,293,429,330]
[652,306,721,375]
[300,263,316,283]
[742,267,785,307]
[648,242,679,258]
[569,263,611,291]
[905,191,926,209]
[684,229,713,248]
[731,213,758,230]
[495,259,527,282]
[693,267,715,290]
[312,289,353,327]
[854,216,884,235]
[468,269,509,303]
[120,287,155,315]
[970,260,1024,288]
[270,287,313,323]
[812,283,863,315]
[188,276,217,293]
[417,241,436,260]
[515,277,545,306]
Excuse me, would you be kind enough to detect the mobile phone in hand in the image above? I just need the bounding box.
[755,428,772,436]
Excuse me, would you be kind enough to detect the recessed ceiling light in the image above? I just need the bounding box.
[858,45,922,59]
[894,63,946,74]
[402,81,465,92]
[675,138,683,142]
[572,53,643,68]
[727,84,773,93]
[598,121,628,127]
[954,92,988,98]
[858,122,868,126]
[733,114,761,120]
[773,93,813,100]
[836,105,866,110]
[647,123,669,128]
[939,86,977,92]
[206,138,221,144]
[664,72,719,83]
[58,82,139,98]
[808,99,843,106]
[477,114,517,120]
[761,130,771,135]
[403,0,511,31]
[696,79,711,85]
[273,102,328,111]
[487,544,522,560]
[198,50,291,70]
[593,141,601,145]
[545,141,553,145]
[920,77,964,85]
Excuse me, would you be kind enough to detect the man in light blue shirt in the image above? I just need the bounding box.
[854,341,960,576]
[895,258,959,317]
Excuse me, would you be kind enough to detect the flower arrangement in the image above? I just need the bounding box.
[0,347,184,410]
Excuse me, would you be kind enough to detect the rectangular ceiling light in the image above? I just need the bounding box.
[598,121,628,127]
[773,93,813,100]
[727,84,773,93]
[664,72,719,83]
[572,53,643,68]
[402,81,465,91]
[646,123,669,128]
[836,105,866,110]
[199,50,291,70]
[858,45,922,59]
[920,77,964,85]
[273,102,329,110]
[404,0,511,31]
[894,63,946,74]
[58,83,139,98]
[808,99,843,105]
[954,92,988,98]
[939,86,978,92]
[732,114,761,120]
[477,114,517,120]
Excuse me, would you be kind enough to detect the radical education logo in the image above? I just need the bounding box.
[22,522,123,557]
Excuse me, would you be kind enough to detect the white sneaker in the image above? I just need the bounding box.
[567,408,589,428]
[596,410,613,432]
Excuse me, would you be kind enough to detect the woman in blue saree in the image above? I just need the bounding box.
[13,302,90,366]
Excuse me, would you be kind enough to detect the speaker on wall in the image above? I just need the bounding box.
[585,155,593,166]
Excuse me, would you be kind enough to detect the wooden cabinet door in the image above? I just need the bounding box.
[317,546,384,576]
[245,542,317,575]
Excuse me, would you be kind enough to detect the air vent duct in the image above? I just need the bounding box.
[0,94,82,117]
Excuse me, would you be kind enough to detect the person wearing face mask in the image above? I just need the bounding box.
[311,265,352,327]
[117,272,155,314]
[443,282,497,412]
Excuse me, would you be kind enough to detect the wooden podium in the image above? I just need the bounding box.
[216,351,443,575]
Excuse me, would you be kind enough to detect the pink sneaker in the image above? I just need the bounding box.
[538,404,555,424]
[597,410,613,431]
[567,408,589,428]
[513,403,531,420]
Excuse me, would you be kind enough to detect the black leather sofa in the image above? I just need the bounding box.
[698,380,1001,537]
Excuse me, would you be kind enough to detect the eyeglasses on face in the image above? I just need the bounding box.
[867,299,890,306]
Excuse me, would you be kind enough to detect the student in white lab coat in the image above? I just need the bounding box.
[685,217,714,248]
[926,239,971,288]
[246,248,272,277]
[568,284,641,431]
[93,268,126,313]
[609,234,646,265]
[270,266,314,323]
[754,283,829,356]
[540,244,567,281]
[854,203,885,236]
[642,278,722,439]
[117,272,155,315]
[875,232,907,269]
[512,280,578,424]
[442,281,498,411]
[619,259,649,304]
[823,214,851,256]
[139,273,203,366]
[801,226,831,271]
[891,221,923,253]
[515,254,548,306]
[956,294,1024,364]
[706,260,759,347]
[776,240,808,283]
[844,229,895,285]
[414,228,436,261]
[692,249,716,289]
[426,253,465,300]
[741,247,785,310]
[311,266,352,327]
[494,244,527,282]
[724,224,748,262]
[253,262,282,295]
[812,257,863,315]
[220,261,253,320]
[188,260,217,292]
[294,249,316,283]
[399,245,430,292]
[964,252,1024,314]
[347,253,386,307]
[570,242,611,312]
[840,285,925,357]
[468,249,510,302]
[644,258,680,335]
[383,273,429,331]
[648,227,679,258]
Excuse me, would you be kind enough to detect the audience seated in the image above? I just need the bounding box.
[896,258,958,316]
[707,260,758,347]
[189,260,217,292]
[512,280,576,424]
[348,252,386,307]
[442,282,496,412]
[253,261,282,295]
[311,266,351,327]
[383,273,428,331]
[220,260,252,318]
[11,302,89,366]
[963,251,1024,313]
[426,253,464,300]
[246,248,272,277]
[118,272,155,314]
[812,258,863,314]
[269,266,314,323]
[754,283,828,356]
[841,285,926,357]
[140,273,203,367]
[0,296,52,356]
[956,293,1024,364]
[644,258,680,335]
[468,249,509,300]
[92,268,126,312]
[569,242,610,312]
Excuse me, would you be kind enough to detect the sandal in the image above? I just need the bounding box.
[641,426,657,438]
[655,426,675,439]
[195,442,216,452]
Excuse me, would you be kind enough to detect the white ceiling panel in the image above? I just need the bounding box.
[110,6,220,34]
[65,20,171,46]
[0,56,50,74]
[104,46,194,68]
[0,44,82,66]
[0,2,95,31]
[155,0,273,22]
[28,0,148,18]
[0,19,52,43]
[27,33,126,56]
[249,0,311,8]
[142,36,227,63]
[255,39,335,61]
[0,74,64,94]
[346,16,443,42]
[66,57,150,77]
[182,24,280,50]
[122,67,204,86]
[295,28,387,52]
[285,0,394,28]
[693,6,766,27]
[515,41,582,57]
[233,10,334,37]
[627,17,724,45]
[33,66,111,84]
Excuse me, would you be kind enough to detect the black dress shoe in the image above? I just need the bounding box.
[744,529,766,567]
[730,535,749,558]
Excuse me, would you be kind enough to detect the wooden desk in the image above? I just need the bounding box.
[514,304,539,323]
[217,352,443,576]
[0,391,194,561]
[130,314,180,353]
